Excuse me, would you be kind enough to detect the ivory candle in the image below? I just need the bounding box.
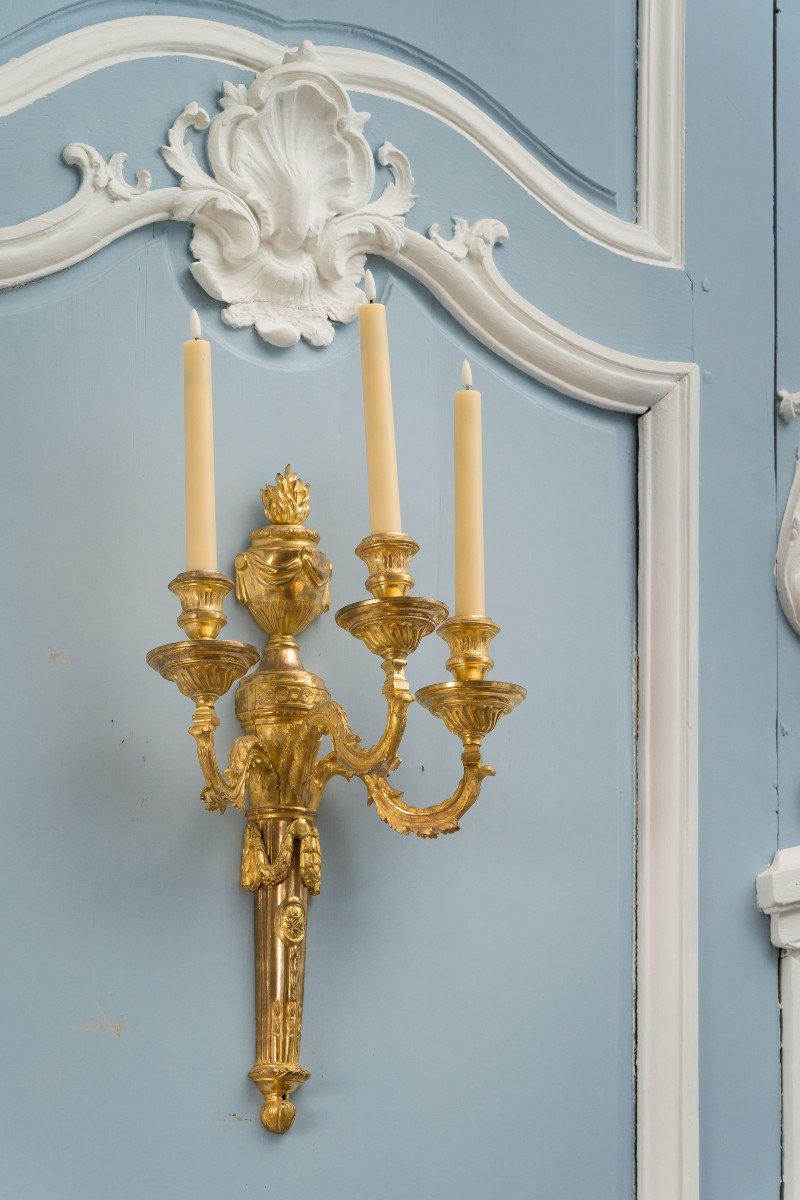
[454,359,485,616]
[358,269,403,533]
[183,309,218,572]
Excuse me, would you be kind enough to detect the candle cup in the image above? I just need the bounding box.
[416,614,525,754]
[355,532,420,598]
[168,570,233,640]
[436,614,499,682]
[337,531,447,694]
[148,570,260,735]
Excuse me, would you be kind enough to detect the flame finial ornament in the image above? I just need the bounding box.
[260,466,311,526]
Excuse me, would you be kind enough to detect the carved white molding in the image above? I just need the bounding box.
[0,143,175,288]
[757,849,800,1198]
[0,46,415,347]
[777,452,800,636]
[780,389,800,423]
[161,46,416,346]
[637,371,699,1200]
[637,0,685,268]
[398,223,689,412]
[0,44,693,393]
[0,7,685,266]
[0,36,699,1199]
[0,43,679,374]
[758,847,800,949]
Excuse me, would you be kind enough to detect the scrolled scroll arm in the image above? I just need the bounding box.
[241,818,322,893]
[362,744,495,838]
[310,689,413,798]
[189,717,268,813]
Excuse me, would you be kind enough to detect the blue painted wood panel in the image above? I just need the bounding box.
[0,242,636,1197]
[0,0,785,1196]
[689,2,779,1195]
[0,9,640,1184]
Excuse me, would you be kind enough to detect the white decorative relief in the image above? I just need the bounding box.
[162,45,415,346]
[0,34,693,402]
[0,39,686,373]
[777,452,800,636]
[399,221,690,412]
[0,142,175,289]
[0,7,685,266]
[64,143,152,200]
[758,849,800,1198]
[428,216,508,261]
[0,44,418,348]
[0,35,699,1198]
[780,389,800,423]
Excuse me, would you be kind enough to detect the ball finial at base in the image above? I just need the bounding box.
[261,1095,297,1133]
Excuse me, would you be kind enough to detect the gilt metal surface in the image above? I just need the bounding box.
[148,467,525,1131]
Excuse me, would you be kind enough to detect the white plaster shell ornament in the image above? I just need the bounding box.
[161,41,417,347]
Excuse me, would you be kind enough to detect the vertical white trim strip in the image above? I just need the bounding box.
[783,952,800,1200]
[637,0,685,265]
[637,372,700,1199]
[757,847,800,1197]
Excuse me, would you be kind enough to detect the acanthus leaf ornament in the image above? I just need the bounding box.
[62,143,152,201]
[161,41,417,347]
[0,41,692,409]
[428,215,509,262]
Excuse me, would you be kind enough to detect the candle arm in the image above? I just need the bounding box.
[311,689,496,837]
[311,688,413,799]
[189,716,269,813]
[361,747,495,838]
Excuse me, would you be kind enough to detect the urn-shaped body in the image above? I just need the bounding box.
[235,524,332,639]
[235,467,333,640]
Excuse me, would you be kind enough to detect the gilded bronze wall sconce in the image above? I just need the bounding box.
[148,468,525,1133]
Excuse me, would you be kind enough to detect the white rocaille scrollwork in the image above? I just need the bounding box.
[162,41,416,346]
[0,39,693,415]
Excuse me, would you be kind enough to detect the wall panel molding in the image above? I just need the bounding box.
[757,849,800,1199]
[0,19,698,1196]
[0,5,685,265]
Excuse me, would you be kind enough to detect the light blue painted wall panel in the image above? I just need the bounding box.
[685,0,780,1194]
[0,235,636,1195]
[0,0,786,1194]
